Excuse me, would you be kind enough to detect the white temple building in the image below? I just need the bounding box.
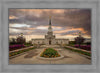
[32,17,69,45]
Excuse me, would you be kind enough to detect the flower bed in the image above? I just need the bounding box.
[74,45,91,51]
[40,48,60,58]
[9,44,25,51]
[9,47,35,57]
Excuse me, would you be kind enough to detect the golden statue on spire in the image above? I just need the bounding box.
[49,15,52,19]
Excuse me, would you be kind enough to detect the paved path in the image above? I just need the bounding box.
[9,47,91,64]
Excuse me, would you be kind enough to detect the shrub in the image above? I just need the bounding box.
[69,41,76,44]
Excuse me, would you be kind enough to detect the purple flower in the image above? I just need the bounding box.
[74,45,91,51]
[9,44,25,50]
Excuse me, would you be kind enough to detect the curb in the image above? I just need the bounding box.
[64,47,91,59]
[9,52,27,59]
[36,49,64,60]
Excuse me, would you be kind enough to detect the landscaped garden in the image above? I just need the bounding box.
[9,47,35,57]
[40,48,60,58]
[66,33,91,51]
[67,39,91,51]
[74,45,91,51]
[65,47,91,57]
[9,33,33,51]
[9,44,25,51]
[67,43,91,51]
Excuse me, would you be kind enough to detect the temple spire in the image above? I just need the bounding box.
[49,16,51,25]
[48,16,52,32]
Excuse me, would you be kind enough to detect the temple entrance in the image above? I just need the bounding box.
[49,40,51,45]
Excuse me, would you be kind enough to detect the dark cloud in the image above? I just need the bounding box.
[9,9,91,37]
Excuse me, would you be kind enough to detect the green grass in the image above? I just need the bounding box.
[24,43,33,47]
[9,47,35,57]
[65,47,91,56]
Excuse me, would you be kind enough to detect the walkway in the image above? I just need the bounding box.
[9,46,91,64]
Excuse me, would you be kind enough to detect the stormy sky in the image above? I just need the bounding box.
[9,9,91,40]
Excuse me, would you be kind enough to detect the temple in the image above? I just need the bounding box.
[32,16,69,45]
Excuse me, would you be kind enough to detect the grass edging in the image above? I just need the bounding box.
[9,47,35,58]
[64,47,91,57]
[9,52,27,59]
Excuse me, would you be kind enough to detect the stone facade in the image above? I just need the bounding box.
[32,17,69,45]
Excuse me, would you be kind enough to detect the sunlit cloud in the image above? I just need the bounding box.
[9,15,18,19]
[36,26,48,30]
[54,28,84,33]
[10,23,30,28]
[9,9,91,40]
[9,28,22,33]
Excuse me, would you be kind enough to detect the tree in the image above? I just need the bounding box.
[75,32,85,48]
[16,33,26,44]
